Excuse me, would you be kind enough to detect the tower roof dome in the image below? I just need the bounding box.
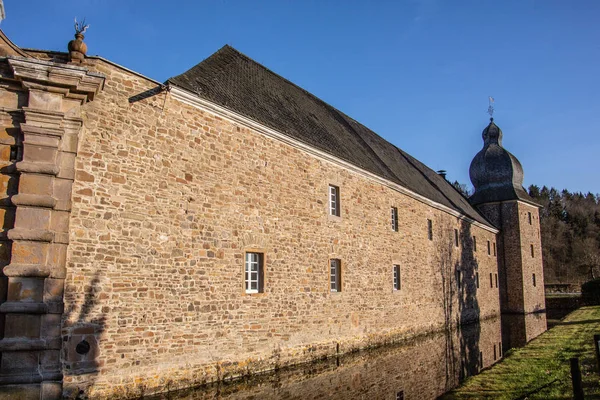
[469,119,537,206]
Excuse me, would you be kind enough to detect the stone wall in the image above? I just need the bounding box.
[0,55,103,399]
[57,57,501,398]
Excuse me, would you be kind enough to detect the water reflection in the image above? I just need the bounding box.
[146,318,501,400]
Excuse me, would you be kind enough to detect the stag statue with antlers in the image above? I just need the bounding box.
[68,17,90,63]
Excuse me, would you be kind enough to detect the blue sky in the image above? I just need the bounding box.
[3,1,599,194]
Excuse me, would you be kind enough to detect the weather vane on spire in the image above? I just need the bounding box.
[487,96,495,120]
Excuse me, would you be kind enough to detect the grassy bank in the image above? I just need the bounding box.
[442,306,600,399]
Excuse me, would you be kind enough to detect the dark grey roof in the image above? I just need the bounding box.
[167,45,493,227]
[469,119,538,207]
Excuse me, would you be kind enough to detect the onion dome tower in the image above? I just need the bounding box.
[468,118,546,350]
[469,118,534,206]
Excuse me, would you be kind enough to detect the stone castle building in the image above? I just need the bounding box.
[0,28,546,399]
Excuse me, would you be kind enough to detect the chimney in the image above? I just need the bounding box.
[437,170,447,179]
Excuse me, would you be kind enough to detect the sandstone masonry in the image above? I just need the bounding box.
[0,31,545,399]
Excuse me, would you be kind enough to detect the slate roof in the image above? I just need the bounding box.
[167,45,493,227]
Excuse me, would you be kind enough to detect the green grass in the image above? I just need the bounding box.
[442,306,600,399]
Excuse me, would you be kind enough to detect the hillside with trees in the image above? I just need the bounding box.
[452,181,600,288]
[528,186,600,287]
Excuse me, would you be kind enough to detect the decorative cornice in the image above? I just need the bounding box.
[6,56,105,101]
[169,86,499,234]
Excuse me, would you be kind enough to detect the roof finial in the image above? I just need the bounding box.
[68,17,89,63]
[487,96,495,121]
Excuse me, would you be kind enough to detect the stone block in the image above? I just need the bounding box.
[7,277,44,302]
[3,314,40,338]
[18,173,53,197]
[0,384,41,400]
[11,241,48,265]
[13,207,51,231]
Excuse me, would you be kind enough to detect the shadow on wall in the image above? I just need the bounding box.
[62,270,106,399]
[0,110,22,339]
[437,219,481,390]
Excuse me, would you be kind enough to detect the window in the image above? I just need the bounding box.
[479,351,483,368]
[495,273,498,288]
[493,242,496,256]
[329,185,340,217]
[396,391,404,400]
[245,252,264,294]
[528,212,532,225]
[393,265,401,290]
[487,240,491,255]
[533,273,536,287]
[530,244,535,258]
[489,273,493,288]
[476,272,480,289]
[499,342,503,357]
[427,219,433,240]
[391,207,398,232]
[330,259,341,292]
[456,269,462,288]
[473,236,477,252]
[454,229,459,247]
[493,344,497,361]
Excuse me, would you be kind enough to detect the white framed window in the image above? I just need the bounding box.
[393,265,401,290]
[330,259,341,292]
[245,252,263,294]
[391,207,398,231]
[329,185,340,217]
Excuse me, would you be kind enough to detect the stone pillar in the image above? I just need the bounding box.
[0,57,103,400]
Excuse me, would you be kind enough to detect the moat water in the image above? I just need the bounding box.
[145,317,501,400]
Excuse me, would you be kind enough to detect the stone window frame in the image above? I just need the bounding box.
[243,249,266,295]
[330,258,342,292]
[391,206,399,232]
[393,264,401,291]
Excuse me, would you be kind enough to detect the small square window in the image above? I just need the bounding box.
[473,236,477,252]
[532,273,536,287]
[454,229,459,247]
[393,265,401,290]
[330,259,341,292]
[528,212,532,225]
[427,219,433,240]
[391,207,398,232]
[329,185,340,217]
[245,252,264,294]
[487,240,491,255]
